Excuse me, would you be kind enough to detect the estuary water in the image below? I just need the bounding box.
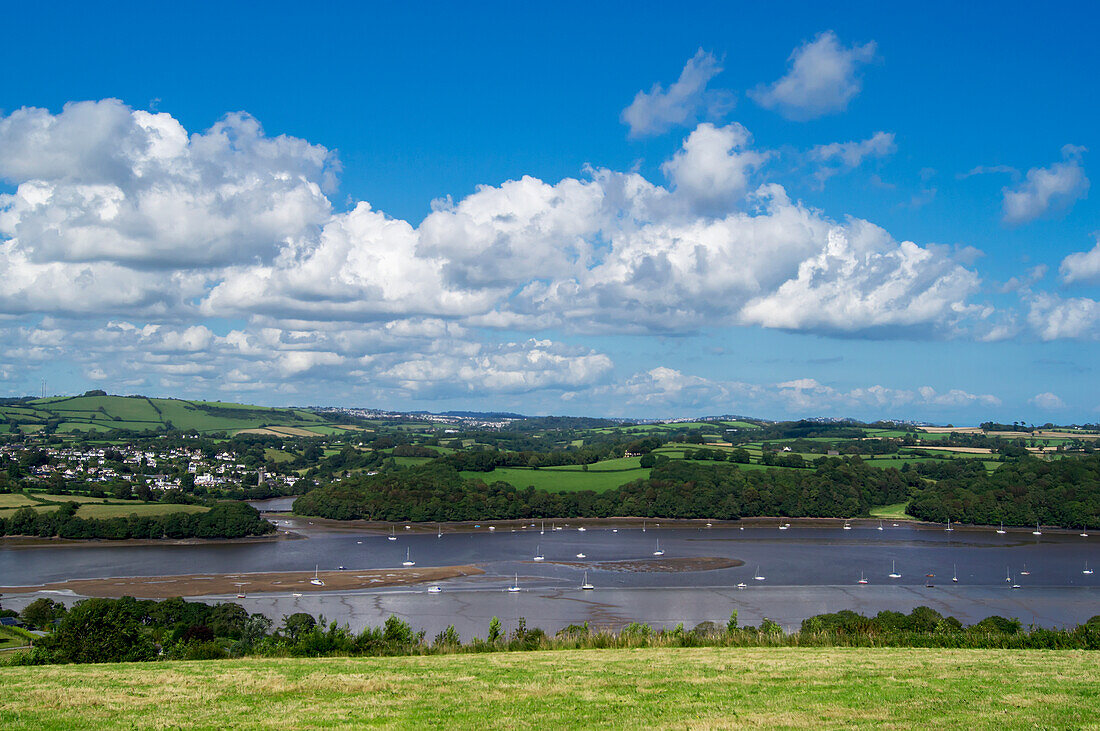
[2,518,1097,638]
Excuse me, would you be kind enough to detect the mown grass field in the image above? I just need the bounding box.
[870,502,915,520]
[1,647,1097,729]
[461,466,650,492]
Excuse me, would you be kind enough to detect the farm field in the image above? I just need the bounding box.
[869,502,915,520]
[0,395,334,435]
[461,466,650,492]
[545,456,644,471]
[0,647,1097,729]
[72,503,209,519]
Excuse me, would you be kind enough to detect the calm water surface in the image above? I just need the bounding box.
[2,520,1097,635]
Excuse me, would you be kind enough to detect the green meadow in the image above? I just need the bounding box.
[0,647,1097,729]
[461,466,650,492]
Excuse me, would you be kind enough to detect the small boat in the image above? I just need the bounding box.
[843,522,852,531]
[553,523,562,531]
[892,523,899,527]
[427,585,442,594]
[577,526,586,532]
[1010,574,1021,589]
[507,573,521,592]
[292,592,302,598]
[437,524,442,538]
[778,522,789,531]
[1020,564,1031,576]
[889,561,901,579]
[612,529,618,533]
[945,519,953,532]
[337,565,345,571]
[706,522,712,528]
[877,521,884,531]
[736,582,747,589]
[489,526,495,532]
[1005,567,1012,583]
[952,564,958,583]
[356,541,362,545]
[857,571,868,585]
[402,548,415,567]
[1032,522,1042,536]
[653,539,665,556]
[310,566,324,586]
[388,526,397,541]
[540,521,545,535]
[996,521,1006,535]
[739,525,744,531]
[580,572,594,590]
[405,525,411,530]
[753,566,765,581]
[236,592,246,599]
[1084,562,1094,575]
[642,520,647,533]
[533,545,544,561]
[1081,526,1089,538]
[576,552,586,559]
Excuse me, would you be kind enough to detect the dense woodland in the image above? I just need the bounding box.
[0,502,273,540]
[908,454,1100,527]
[292,457,916,522]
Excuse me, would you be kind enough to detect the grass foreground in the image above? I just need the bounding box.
[1,647,1098,729]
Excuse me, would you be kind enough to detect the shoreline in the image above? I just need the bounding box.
[0,532,302,549]
[0,565,484,599]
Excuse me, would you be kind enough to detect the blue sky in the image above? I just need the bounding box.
[1,1,1098,423]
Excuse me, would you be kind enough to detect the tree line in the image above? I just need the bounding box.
[292,457,916,522]
[0,502,274,540]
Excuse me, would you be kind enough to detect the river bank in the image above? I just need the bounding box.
[0,565,484,599]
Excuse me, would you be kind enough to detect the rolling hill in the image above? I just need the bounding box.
[0,393,336,435]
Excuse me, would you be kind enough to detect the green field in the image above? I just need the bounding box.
[1,648,1097,728]
[72,503,209,519]
[0,395,333,435]
[869,502,915,520]
[462,466,650,492]
[545,456,644,472]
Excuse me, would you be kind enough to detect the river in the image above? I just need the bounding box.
[2,518,1096,638]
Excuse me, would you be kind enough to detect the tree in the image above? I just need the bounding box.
[20,597,67,629]
[38,598,156,663]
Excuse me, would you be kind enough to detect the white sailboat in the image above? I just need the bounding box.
[888,561,901,579]
[952,564,958,583]
[540,520,545,535]
[753,566,765,581]
[1020,564,1031,576]
[653,539,665,556]
[402,548,415,566]
[877,521,884,531]
[388,526,397,541]
[857,571,868,584]
[580,571,594,590]
[508,573,521,592]
[642,520,646,533]
[778,521,789,531]
[427,585,442,593]
[736,582,747,589]
[437,524,442,538]
[576,552,586,558]
[1084,561,1094,575]
[1032,522,1042,536]
[577,526,586,532]
[1080,526,1089,538]
[997,522,1006,535]
[1010,573,1021,589]
[843,521,852,531]
[945,518,953,532]
[310,565,324,586]
[1004,567,1012,583]
[533,545,544,561]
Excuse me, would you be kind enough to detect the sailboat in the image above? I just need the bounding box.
[945,519,953,532]
[1004,567,1012,583]
[1084,561,1094,575]
[437,524,442,538]
[540,520,545,535]
[997,522,1006,535]
[388,526,397,541]
[576,552,586,558]
[753,566,766,581]
[952,564,959,583]
[427,585,442,593]
[310,565,324,586]
[577,526,586,532]
[1020,564,1031,576]
[1081,526,1089,538]
[642,520,647,533]
[533,545,544,561]
[507,573,521,592]
[653,539,665,556]
[736,582,747,589]
[402,548,415,566]
[843,521,852,531]
[1032,522,1042,536]
[877,520,884,531]
[778,521,789,531]
[580,572,594,590]
[1010,573,1021,589]
[857,571,868,584]
[888,561,901,579]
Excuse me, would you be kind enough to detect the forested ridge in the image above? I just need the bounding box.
[908,455,1100,526]
[0,502,274,540]
[293,457,915,522]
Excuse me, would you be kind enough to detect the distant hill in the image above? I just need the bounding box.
[0,394,339,436]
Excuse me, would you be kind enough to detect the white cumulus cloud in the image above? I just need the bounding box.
[621,49,733,137]
[1059,236,1100,285]
[750,31,877,120]
[1002,145,1088,225]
